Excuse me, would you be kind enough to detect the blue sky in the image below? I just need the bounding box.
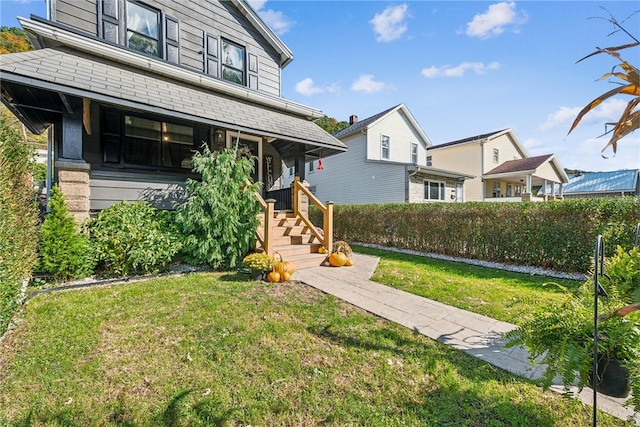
[2,0,639,172]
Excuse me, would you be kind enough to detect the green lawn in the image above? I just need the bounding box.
[354,245,582,324]
[0,272,630,426]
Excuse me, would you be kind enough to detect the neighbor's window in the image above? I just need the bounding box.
[506,183,513,197]
[222,39,245,85]
[493,148,499,163]
[424,180,445,201]
[126,1,160,56]
[492,182,501,197]
[411,143,418,164]
[426,155,432,166]
[123,115,194,169]
[381,135,390,160]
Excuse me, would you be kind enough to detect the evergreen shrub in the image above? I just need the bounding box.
[176,145,261,269]
[37,186,95,281]
[0,116,39,335]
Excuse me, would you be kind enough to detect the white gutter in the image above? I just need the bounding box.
[18,17,323,120]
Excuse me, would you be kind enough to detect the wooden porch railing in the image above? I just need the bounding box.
[292,176,333,254]
[253,177,333,256]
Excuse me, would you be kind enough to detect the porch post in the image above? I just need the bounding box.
[525,175,532,193]
[559,183,564,200]
[54,109,91,222]
[294,143,306,181]
[543,179,548,200]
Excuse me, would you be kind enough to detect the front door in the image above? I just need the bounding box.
[227,133,262,185]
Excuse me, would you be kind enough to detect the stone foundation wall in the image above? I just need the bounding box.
[56,161,91,222]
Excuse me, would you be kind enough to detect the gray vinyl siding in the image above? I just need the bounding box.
[53,0,281,95]
[303,134,406,205]
[90,172,187,210]
[55,0,97,35]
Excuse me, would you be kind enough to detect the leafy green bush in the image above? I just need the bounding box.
[0,115,39,335]
[176,146,261,269]
[37,186,95,281]
[315,198,640,273]
[87,201,182,277]
[606,245,640,301]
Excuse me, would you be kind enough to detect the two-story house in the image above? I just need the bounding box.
[0,0,346,220]
[283,104,472,204]
[427,129,569,202]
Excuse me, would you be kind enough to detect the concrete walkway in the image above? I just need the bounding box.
[295,253,639,425]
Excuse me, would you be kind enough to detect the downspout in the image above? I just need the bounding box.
[407,166,419,203]
[45,126,53,212]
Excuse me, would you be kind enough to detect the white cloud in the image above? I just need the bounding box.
[421,61,500,78]
[295,78,342,96]
[351,75,386,93]
[539,99,628,132]
[295,78,324,96]
[248,0,294,35]
[370,4,409,42]
[465,2,528,39]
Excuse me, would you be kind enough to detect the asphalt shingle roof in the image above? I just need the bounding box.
[332,105,401,139]
[485,154,554,175]
[428,129,508,150]
[0,47,346,152]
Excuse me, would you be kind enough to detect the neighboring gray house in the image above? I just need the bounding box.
[283,104,472,204]
[1,0,346,220]
[541,169,640,199]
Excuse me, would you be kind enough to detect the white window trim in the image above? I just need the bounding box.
[381,135,390,160]
[424,179,446,201]
[411,142,418,164]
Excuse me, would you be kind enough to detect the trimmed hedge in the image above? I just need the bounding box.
[312,199,640,273]
[0,117,39,335]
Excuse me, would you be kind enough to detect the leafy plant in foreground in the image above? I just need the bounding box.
[176,145,261,269]
[87,201,182,277]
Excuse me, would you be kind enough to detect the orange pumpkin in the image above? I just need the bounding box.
[344,258,354,267]
[267,271,281,282]
[281,271,291,281]
[329,252,347,267]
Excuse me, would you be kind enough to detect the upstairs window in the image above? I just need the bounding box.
[222,39,246,85]
[493,148,499,163]
[411,143,418,164]
[381,135,390,160]
[126,1,160,56]
[426,155,432,166]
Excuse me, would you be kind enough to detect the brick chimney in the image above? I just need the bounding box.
[349,115,358,125]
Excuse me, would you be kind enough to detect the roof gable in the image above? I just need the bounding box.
[333,104,431,146]
[232,0,293,67]
[485,154,554,175]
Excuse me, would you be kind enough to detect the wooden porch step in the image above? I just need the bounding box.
[288,252,328,271]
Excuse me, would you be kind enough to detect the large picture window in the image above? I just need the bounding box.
[124,115,193,168]
[424,180,445,201]
[126,1,160,56]
[222,39,246,85]
[102,109,195,170]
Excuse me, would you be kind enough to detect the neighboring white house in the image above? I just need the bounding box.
[283,104,473,204]
[426,129,569,202]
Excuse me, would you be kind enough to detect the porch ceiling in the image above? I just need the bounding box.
[0,47,346,163]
